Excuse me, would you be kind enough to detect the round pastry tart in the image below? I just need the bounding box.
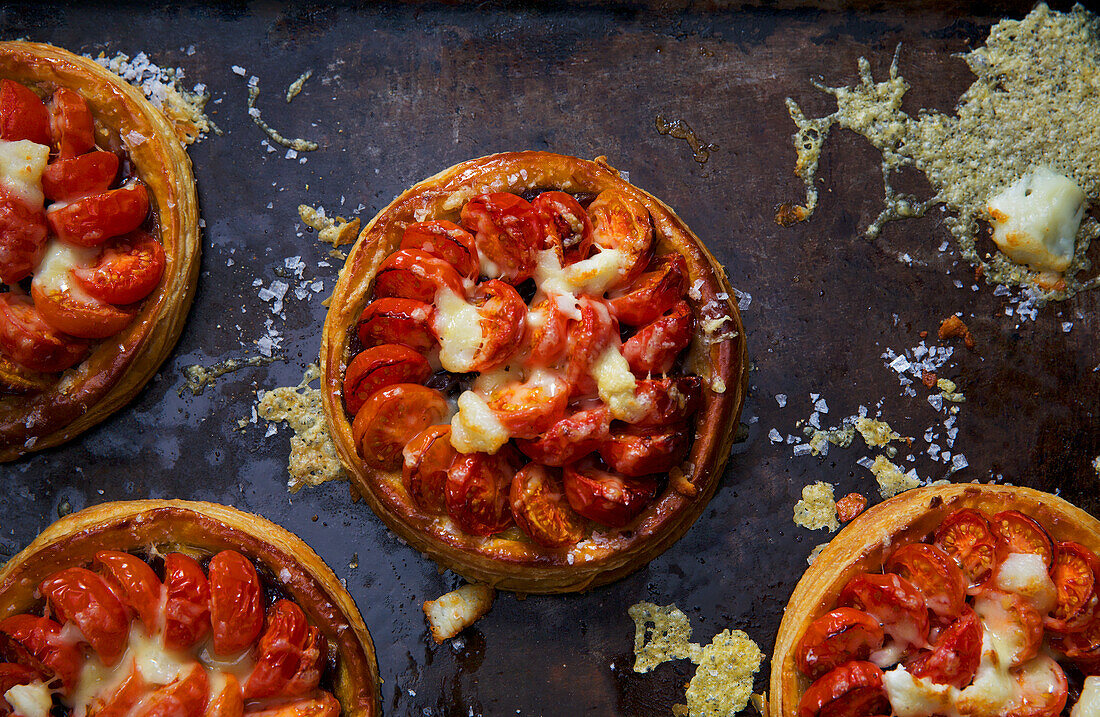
[0,41,200,461]
[321,151,747,593]
[770,484,1100,717]
[0,500,380,717]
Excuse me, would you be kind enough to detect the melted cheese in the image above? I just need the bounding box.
[532,247,630,298]
[450,391,509,454]
[994,552,1058,614]
[987,166,1085,273]
[0,139,49,208]
[434,288,483,373]
[3,682,52,717]
[955,628,1021,717]
[1072,676,1100,717]
[883,667,954,717]
[593,346,649,423]
[32,239,99,304]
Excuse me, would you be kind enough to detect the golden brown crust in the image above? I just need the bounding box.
[0,500,380,717]
[321,151,748,593]
[0,41,200,461]
[768,484,1100,717]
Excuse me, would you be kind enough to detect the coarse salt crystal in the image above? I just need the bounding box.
[776,394,787,407]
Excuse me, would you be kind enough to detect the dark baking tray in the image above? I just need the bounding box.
[3,2,1098,714]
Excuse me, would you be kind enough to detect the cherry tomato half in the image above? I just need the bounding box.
[31,280,135,340]
[623,300,694,376]
[835,493,868,523]
[907,608,983,688]
[204,673,243,717]
[208,550,264,656]
[0,186,47,284]
[71,231,165,306]
[598,423,691,477]
[1010,655,1068,717]
[94,550,163,631]
[283,626,326,696]
[990,510,1054,569]
[485,370,570,440]
[885,542,966,621]
[608,253,688,327]
[522,295,570,370]
[973,589,1042,667]
[0,80,50,145]
[1047,541,1100,633]
[510,463,586,548]
[795,608,885,680]
[628,376,704,428]
[562,459,657,528]
[585,188,653,280]
[446,447,523,536]
[1052,615,1100,671]
[351,384,448,470]
[0,293,88,372]
[46,181,149,248]
[934,508,998,593]
[469,279,527,372]
[343,344,432,415]
[401,220,479,278]
[42,150,119,202]
[0,615,82,691]
[242,692,340,717]
[243,599,309,700]
[403,424,457,514]
[797,661,888,717]
[47,88,94,159]
[533,190,593,260]
[514,404,611,467]
[356,298,435,352]
[131,661,208,717]
[89,661,147,717]
[838,572,930,652]
[39,566,129,665]
[563,297,619,395]
[460,192,540,283]
[373,248,465,303]
[163,552,211,652]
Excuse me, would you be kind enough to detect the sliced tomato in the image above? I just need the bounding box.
[585,188,653,280]
[402,424,457,514]
[0,293,87,373]
[39,566,129,665]
[94,550,163,631]
[131,661,208,717]
[1052,614,1100,670]
[0,615,82,691]
[835,493,868,523]
[460,192,540,283]
[885,542,966,621]
[445,447,523,536]
[243,600,309,700]
[0,662,37,714]
[47,182,149,248]
[514,404,611,466]
[623,300,694,376]
[0,187,47,284]
[282,626,325,696]
[533,190,593,259]
[510,463,586,548]
[562,458,657,528]
[1046,541,1100,633]
[972,590,1042,666]
[1009,655,1068,717]
[906,608,982,688]
[31,280,134,340]
[241,693,340,717]
[468,279,526,371]
[934,508,998,593]
[563,297,619,395]
[42,150,119,202]
[351,384,448,470]
[598,423,690,477]
[373,248,465,303]
[163,552,211,652]
[990,511,1054,569]
[838,572,930,651]
[794,608,885,680]
[628,376,704,427]
[0,80,50,145]
[522,295,570,370]
[89,660,147,717]
[47,88,94,158]
[204,673,243,717]
[356,298,435,352]
[401,220,479,278]
[485,370,570,440]
[797,661,888,717]
[608,253,688,327]
[70,231,165,306]
[208,550,264,656]
[343,344,432,415]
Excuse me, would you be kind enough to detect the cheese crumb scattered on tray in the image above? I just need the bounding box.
[298,205,360,248]
[793,481,839,532]
[629,602,699,671]
[423,583,495,644]
[868,456,921,499]
[855,417,900,448]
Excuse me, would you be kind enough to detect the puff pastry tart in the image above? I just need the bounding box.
[0,500,380,717]
[321,151,747,593]
[769,484,1100,717]
[0,41,200,461]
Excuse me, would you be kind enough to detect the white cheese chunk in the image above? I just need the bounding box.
[422,583,495,643]
[956,627,1021,717]
[994,552,1058,614]
[593,346,649,423]
[32,239,99,304]
[450,391,509,454]
[1072,676,1100,717]
[532,247,630,298]
[4,682,52,717]
[883,667,954,717]
[987,167,1086,273]
[434,288,483,373]
[0,139,49,208]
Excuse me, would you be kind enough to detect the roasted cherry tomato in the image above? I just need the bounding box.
[446,447,523,536]
[990,510,1054,569]
[243,693,340,717]
[794,608,885,680]
[585,188,653,280]
[163,552,211,652]
[835,493,867,523]
[283,626,325,696]
[203,673,243,717]
[598,423,690,477]
[562,458,657,528]
[0,615,82,690]
[401,220,479,278]
[797,661,888,717]
[0,293,88,372]
[46,181,149,248]
[533,190,593,259]
[243,599,310,700]
[343,344,432,415]
[515,404,611,466]
[208,550,264,656]
[89,661,147,717]
[31,280,135,340]
[935,508,998,593]
[131,661,208,717]
[1047,541,1100,633]
[885,542,966,621]
[907,608,983,688]
[623,300,694,376]
[39,567,129,665]
[0,80,50,145]
[94,550,163,631]
[460,192,540,283]
[1010,655,1068,717]
[1052,615,1100,671]
[485,371,570,440]
[356,297,435,352]
[0,662,37,714]
[47,88,94,158]
[838,572,930,651]
[608,253,688,327]
[0,186,47,284]
[373,247,465,303]
[71,231,165,306]
[510,463,586,548]
[628,376,704,428]
[523,295,570,370]
[351,383,448,470]
[42,150,119,202]
[563,297,618,395]
[403,424,457,514]
[468,279,527,371]
[973,589,1042,666]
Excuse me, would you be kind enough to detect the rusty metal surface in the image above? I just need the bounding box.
[2,2,1099,714]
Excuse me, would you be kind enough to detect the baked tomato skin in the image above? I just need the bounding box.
[585,188,653,280]
[0,662,37,712]
[343,343,432,415]
[460,192,540,283]
[356,297,435,353]
[0,293,88,373]
[39,567,129,666]
[935,508,998,593]
[351,384,448,470]
[1046,541,1100,633]
[533,190,593,259]
[446,447,523,536]
[243,600,309,700]
[283,626,326,696]
[0,186,47,284]
[990,510,1054,568]
[522,295,569,370]
[598,423,691,477]
[162,552,211,652]
[373,248,465,303]
[403,424,457,514]
[885,542,966,621]
[838,572,930,652]
[204,673,243,717]
[0,614,82,691]
[607,252,688,327]
[797,661,888,717]
[906,608,983,688]
[31,280,135,340]
[514,404,611,467]
[0,80,51,145]
[623,299,694,376]
[629,376,703,428]
[208,550,265,656]
[46,182,149,248]
[94,550,163,631]
[794,608,885,680]
[562,459,657,528]
[47,88,94,158]
[563,297,618,395]
[71,231,165,306]
[130,661,208,717]
[484,371,570,440]
[469,279,527,372]
[510,463,586,549]
[401,220,479,279]
[1009,655,1068,717]
[42,150,119,202]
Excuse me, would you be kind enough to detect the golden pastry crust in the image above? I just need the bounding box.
[0,41,200,461]
[0,499,380,717]
[768,483,1100,717]
[321,151,748,593]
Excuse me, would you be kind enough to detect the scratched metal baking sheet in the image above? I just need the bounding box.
[3,2,1099,714]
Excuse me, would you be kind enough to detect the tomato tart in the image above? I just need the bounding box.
[0,41,200,461]
[770,483,1100,717]
[321,151,746,593]
[0,500,380,717]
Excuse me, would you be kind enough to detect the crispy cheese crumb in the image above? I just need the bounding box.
[297,205,360,248]
[868,455,921,499]
[855,417,901,448]
[793,482,839,532]
[245,81,319,152]
[629,602,699,671]
[180,354,276,396]
[1093,456,1100,477]
[422,584,495,644]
